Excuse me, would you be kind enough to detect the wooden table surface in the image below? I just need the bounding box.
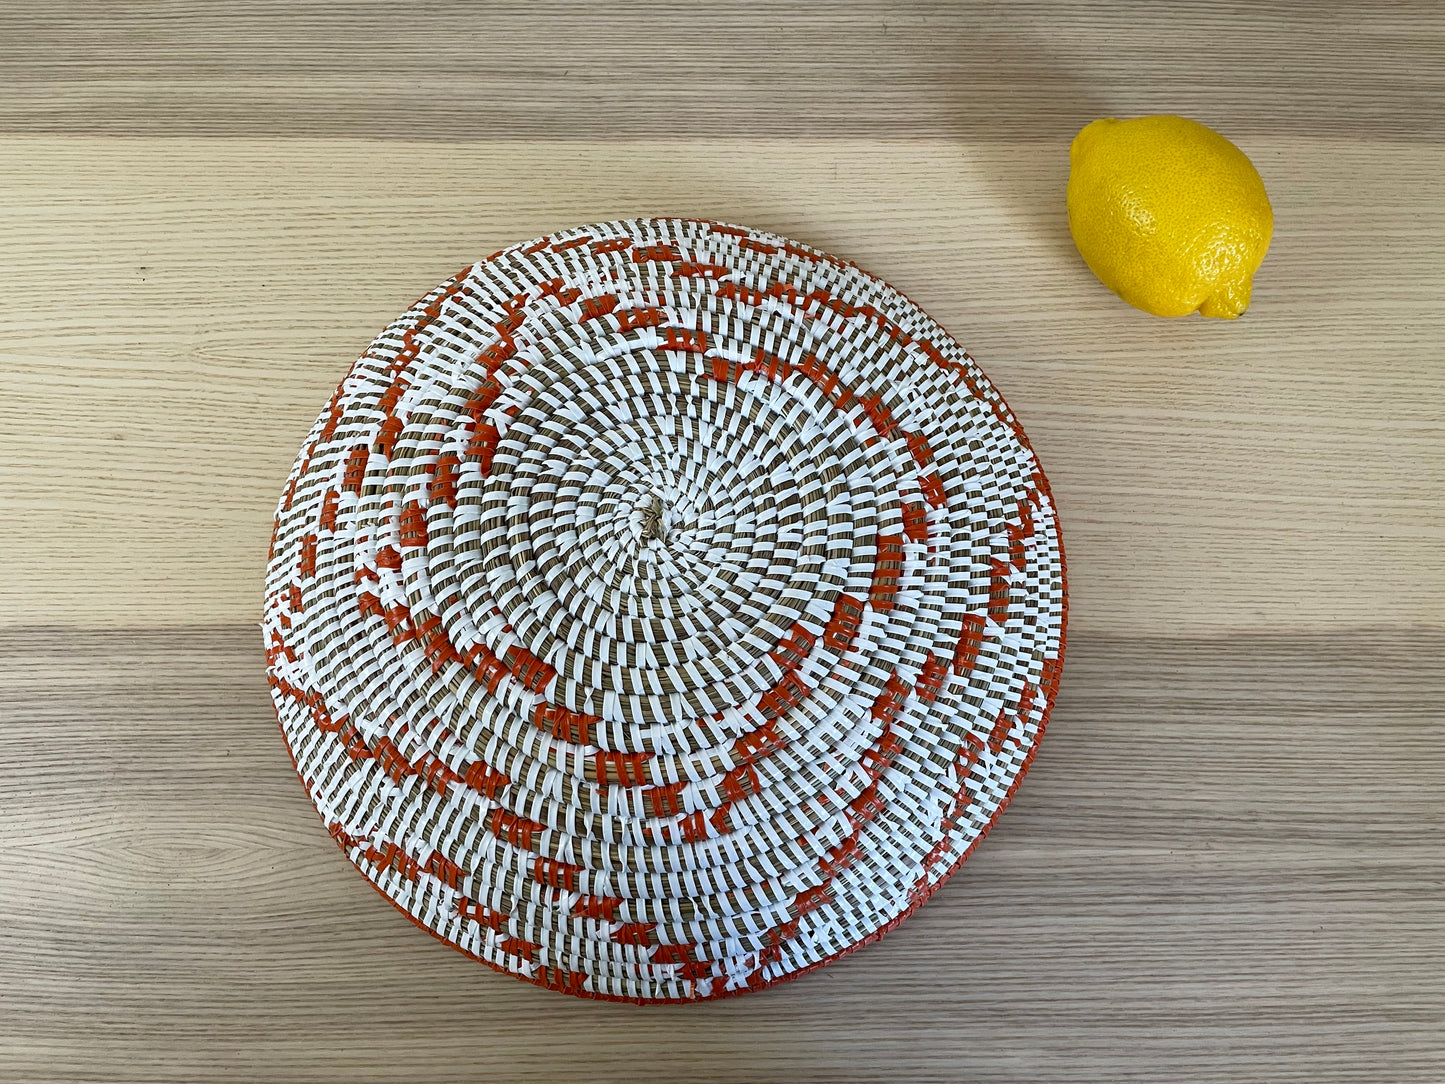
[2,4,1442,1082]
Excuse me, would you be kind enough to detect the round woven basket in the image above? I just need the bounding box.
[264,218,1066,1002]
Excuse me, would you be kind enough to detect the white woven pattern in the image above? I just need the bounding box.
[264,219,1065,1002]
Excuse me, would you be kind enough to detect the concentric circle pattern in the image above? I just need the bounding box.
[264,219,1066,1002]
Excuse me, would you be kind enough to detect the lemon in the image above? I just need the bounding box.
[1067,115,1273,318]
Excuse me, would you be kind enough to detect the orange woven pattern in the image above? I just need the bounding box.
[264,219,1066,1002]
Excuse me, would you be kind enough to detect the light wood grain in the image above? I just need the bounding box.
[1,136,1441,635]
[2,2,1443,1080]
[2,627,1441,1084]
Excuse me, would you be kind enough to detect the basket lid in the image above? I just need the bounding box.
[264,219,1066,1002]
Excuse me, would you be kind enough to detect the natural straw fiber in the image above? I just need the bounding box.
[264,219,1066,1002]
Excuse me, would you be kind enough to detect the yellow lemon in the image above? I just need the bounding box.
[1067,115,1273,318]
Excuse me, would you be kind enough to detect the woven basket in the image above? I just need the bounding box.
[264,219,1066,1002]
